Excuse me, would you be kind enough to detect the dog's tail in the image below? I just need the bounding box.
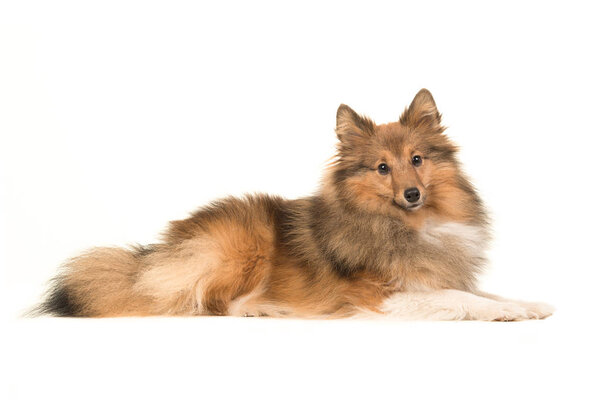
[34,246,151,317]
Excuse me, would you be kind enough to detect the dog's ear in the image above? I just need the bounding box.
[336,104,375,143]
[400,89,443,132]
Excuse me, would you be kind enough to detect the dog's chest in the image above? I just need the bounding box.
[384,220,488,291]
[418,220,488,259]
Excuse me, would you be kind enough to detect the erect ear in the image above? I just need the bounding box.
[336,104,375,142]
[400,89,443,131]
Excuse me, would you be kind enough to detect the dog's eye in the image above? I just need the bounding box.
[412,155,423,167]
[377,163,390,175]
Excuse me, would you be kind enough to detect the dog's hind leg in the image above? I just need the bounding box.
[135,222,274,316]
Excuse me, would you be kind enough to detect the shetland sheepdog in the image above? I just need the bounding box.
[37,89,553,320]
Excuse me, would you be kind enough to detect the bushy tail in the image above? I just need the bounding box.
[35,278,81,316]
[35,246,151,317]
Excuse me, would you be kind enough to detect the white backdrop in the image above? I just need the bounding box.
[1,1,599,399]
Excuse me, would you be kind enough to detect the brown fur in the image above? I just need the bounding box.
[37,89,490,318]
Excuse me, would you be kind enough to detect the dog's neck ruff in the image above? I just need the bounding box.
[419,219,489,259]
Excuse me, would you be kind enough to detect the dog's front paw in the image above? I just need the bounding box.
[518,301,555,320]
[469,301,533,321]
[469,300,555,321]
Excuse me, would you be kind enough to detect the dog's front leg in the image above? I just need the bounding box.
[472,291,554,320]
[373,289,550,321]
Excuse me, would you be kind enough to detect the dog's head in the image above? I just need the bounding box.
[329,89,481,225]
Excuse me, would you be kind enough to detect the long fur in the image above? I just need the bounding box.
[36,89,553,320]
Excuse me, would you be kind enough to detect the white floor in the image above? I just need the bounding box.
[3,306,597,400]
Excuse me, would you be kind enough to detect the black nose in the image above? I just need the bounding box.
[404,187,421,203]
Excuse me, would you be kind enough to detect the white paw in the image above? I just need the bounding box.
[517,301,555,320]
[469,300,554,321]
[469,301,533,321]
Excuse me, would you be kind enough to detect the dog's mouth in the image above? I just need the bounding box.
[392,199,424,212]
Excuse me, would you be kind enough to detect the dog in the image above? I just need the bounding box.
[37,89,553,320]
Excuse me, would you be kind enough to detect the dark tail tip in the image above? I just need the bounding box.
[30,279,81,317]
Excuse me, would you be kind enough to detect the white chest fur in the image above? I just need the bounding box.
[419,220,489,259]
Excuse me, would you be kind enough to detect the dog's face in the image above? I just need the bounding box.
[331,89,472,224]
